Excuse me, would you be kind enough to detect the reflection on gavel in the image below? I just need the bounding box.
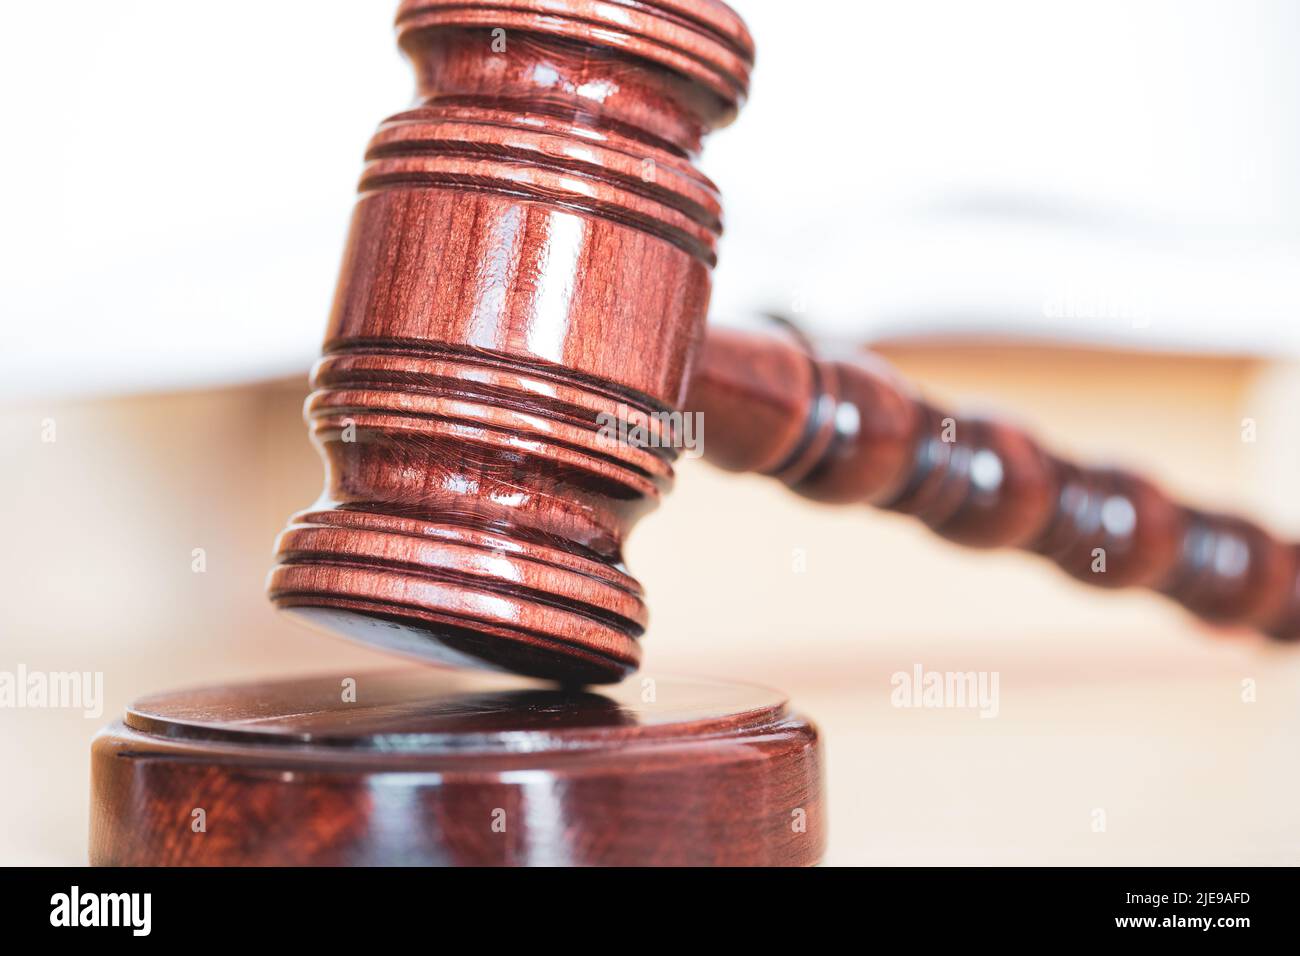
[268,0,1300,684]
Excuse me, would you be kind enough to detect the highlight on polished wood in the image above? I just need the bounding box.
[90,670,824,867]
[688,320,1300,642]
[268,0,755,683]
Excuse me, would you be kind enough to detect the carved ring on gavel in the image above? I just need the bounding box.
[268,0,1299,685]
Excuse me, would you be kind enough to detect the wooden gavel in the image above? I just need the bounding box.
[268,0,1300,684]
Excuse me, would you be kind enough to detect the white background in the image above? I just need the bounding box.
[2,0,1298,400]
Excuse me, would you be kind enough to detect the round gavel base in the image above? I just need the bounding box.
[90,670,824,866]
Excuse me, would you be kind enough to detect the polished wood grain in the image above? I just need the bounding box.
[688,321,1300,641]
[269,0,754,683]
[90,670,823,866]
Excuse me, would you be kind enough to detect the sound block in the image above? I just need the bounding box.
[90,670,824,866]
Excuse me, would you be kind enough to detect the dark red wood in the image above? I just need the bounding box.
[90,670,824,866]
[688,322,1300,641]
[269,0,754,683]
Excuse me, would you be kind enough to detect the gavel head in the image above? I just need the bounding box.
[268,0,753,683]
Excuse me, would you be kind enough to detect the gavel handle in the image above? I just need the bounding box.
[686,322,1300,641]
